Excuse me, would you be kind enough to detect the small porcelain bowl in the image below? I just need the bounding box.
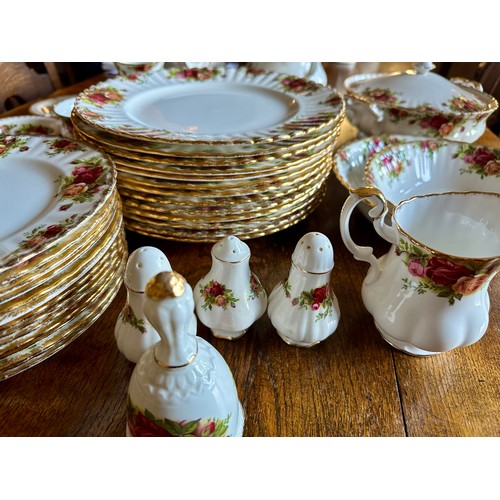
[332,134,424,218]
[365,140,500,209]
[344,63,498,143]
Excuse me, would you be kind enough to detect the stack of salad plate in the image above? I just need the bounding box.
[0,134,127,380]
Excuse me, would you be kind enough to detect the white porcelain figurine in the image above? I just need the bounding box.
[115,246,196,363]
[126,271,244,437]
[267,232,340,347]
[194,235,267,340]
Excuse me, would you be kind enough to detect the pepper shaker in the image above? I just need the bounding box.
[126,271,244,437]
[115,246,197,363]
[194,235,267,340]
[267,232,340,347]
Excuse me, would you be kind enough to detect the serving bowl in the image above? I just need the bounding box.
[365,140,500,208]
[344,63,498,143]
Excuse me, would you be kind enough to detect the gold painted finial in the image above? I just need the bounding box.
[145,271,186,300]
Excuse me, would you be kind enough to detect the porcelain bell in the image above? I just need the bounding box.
[267,232,340,347]
[194,235,267,340]
[115,246,196,363]
[126,271,244,437]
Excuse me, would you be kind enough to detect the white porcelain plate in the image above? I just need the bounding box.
[74,66,343,144]
[0,135,116,270]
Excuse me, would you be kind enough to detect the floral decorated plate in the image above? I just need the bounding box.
[365,140,500,207]
[29,94,78,118]
[0,135,116,271]
[74,66,344,145]
[0,115,64,137]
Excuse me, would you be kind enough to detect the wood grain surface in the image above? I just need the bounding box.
[0,69,498,438]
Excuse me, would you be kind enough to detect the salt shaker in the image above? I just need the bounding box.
[126,271,244,437]
[115,246,197,363]
[194,235,267,340]
[267,232,340,347]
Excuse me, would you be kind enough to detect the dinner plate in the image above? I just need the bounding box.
[0,115,64,137]
[0,135,116,271]
[74,66,343,145]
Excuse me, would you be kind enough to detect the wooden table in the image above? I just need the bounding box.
[0,71,499,438]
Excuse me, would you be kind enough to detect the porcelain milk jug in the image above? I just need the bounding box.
[115,246,197,363]
[194,235,267,340]
[267,232,340,347]
[340,187,500,356]
[127,270,244,437]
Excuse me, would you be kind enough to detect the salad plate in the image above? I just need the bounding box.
[74,66,343,145]
[0,135,116,271]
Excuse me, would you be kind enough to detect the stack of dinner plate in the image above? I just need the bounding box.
[0,134,127,380]
[71,65,345,242]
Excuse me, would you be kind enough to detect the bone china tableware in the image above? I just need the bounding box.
[345,62,498,143]
[340,187,500,356]
[267,231,340,347]
[127,271,244,437]
[115,246,197,363]
[71,65,344,242]
[194,235,267,340]
[0,134,127,380]
[365,140,500,209]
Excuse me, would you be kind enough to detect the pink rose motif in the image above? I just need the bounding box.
[424,257,474,287]
[26,235,46,247]
[484,160,500,175]
[370,89,395,102]
[72,165,103,185]
[128,411,173,437]
[472,148,496,166]
[63,183,87,197]
[194,419,216,437]
[215,295,228,307]
[452,274,490,296]
[438,123,453,136]
[407,259,425,277]
[282,78,309,92]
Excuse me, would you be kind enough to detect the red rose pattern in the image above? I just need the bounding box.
[400,240,499,304]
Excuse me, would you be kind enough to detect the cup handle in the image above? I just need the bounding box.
[340,187,391,279]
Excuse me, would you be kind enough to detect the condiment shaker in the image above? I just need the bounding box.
[267,232,340,347]
[126,271,244,437]
[115,246,197,363]
[194,235,267,340]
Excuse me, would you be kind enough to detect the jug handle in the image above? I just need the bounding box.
[340,187,395,279]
